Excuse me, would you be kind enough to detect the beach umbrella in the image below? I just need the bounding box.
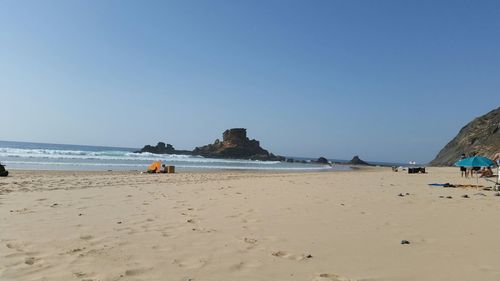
[454,156,494,184]
[454,156,494,167]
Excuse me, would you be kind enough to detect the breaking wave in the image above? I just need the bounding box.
[0,147,280,164]
[0,142,339,171]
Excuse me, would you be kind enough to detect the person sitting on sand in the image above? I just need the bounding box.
[160,164,168,173]
[0,162,8,177]
[479,167,493,178]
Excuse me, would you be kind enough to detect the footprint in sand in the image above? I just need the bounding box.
[244,237,258,244]
[229,260,263,271]
[6,241,28,252]
[173,258,208,269]
[124,267,152,276]
[24,256,37,265]
[80,234,94,240]
[312,273,357,281]
[73,272,87,278]
[271,251,312,261]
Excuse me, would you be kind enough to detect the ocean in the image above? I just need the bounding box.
[0,141,346,172]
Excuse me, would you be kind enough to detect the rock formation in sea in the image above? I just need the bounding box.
[348,155,372,166]
[430,107,500,166]
[314,157,330,164]
[135,142,192,155]
[193,128,284,161]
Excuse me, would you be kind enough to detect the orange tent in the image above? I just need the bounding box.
[147,161,161,172]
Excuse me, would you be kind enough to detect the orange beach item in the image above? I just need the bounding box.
[147,161,161,172]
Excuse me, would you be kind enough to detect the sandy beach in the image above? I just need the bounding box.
[1,167,499,281]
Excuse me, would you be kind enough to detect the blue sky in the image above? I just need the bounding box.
[0,0,498,163]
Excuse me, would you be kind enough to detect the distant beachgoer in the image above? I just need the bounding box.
[479,167,493,178]
[161,164,168,173]
[0,162,8,177]
[493,152,500,183]
[459,154,467,178]
[471,166,480,177]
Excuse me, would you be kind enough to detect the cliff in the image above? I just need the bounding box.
[429,107,500,166]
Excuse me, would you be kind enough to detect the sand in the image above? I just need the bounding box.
[1,167,499,281]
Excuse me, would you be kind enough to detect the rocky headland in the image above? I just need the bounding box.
[430,107,500,166]
[193,128,284,161]
[136,128,284,161]
[347,155,372,166]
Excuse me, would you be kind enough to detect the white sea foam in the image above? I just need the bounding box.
[0,148,281,164]
[4,160,337,171]
[0,144,339,171]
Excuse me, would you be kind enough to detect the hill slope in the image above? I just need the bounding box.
[430,107,500,166]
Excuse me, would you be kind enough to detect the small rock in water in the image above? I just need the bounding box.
[305,254,313,259]
[446,196,453,199]
[405,193,410,195]
[401,240,410,245]
[462,195,469,198]
[494,192,500,197]
[398,193,405,197]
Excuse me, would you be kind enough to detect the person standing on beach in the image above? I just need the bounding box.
[493,152,500,184]
[459,154,467,178]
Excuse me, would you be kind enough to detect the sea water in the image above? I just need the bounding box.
[0,141,346,172]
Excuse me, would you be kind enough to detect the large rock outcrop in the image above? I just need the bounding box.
[135,142,192,155]
[430,107,500,166]
[314,157,330,165]
[347,155,372,166]
[193,128,284,161]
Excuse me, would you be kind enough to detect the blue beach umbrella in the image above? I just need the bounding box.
[454,156,494,167]
[455,156,494,184]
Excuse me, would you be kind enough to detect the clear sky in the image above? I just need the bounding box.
[0,0,498,163]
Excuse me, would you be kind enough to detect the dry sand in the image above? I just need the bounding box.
[1,167,499,281]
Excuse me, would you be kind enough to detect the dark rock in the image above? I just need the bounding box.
[347,156,372,166]
[314,157,330,164]
[135,142,192,155]
[135,142,173,154]
[192,128,284,161]
[401,240,410,245]
[430,107,500,166]
[462,194,469,198]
